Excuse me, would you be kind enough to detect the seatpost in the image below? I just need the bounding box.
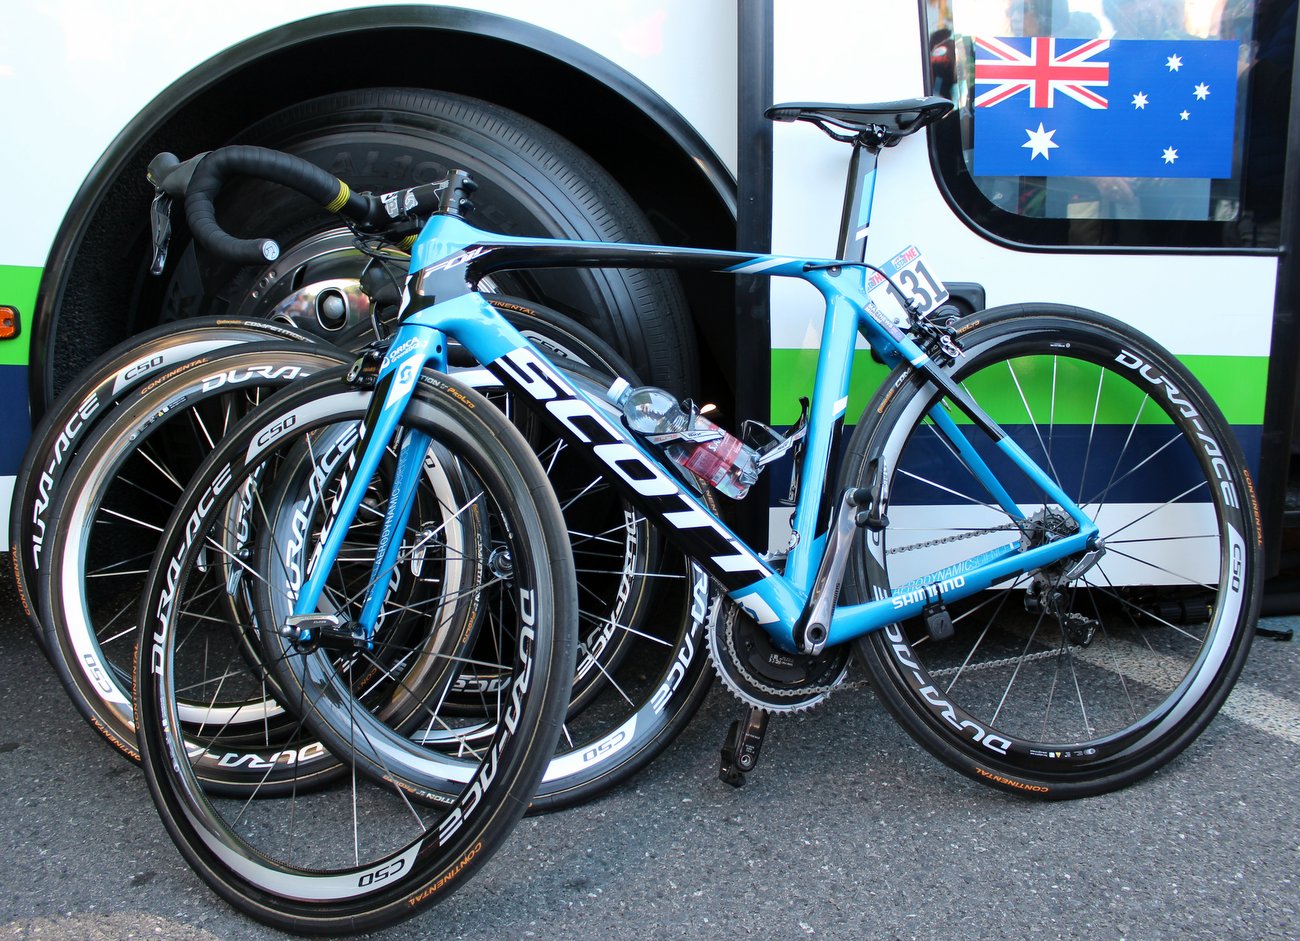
[835,136,881,264]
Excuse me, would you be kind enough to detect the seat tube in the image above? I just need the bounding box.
[836,140,879,264]
[784,287,860,590]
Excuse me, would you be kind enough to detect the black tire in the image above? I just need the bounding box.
[40,342,352,788]
[10,317,321,652]
[842,305,1261,798]
[157,88,698,395]
[134,368,576,933]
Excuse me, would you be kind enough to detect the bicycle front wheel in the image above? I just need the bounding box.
[134,368,576,933]
[844,305,1260,798]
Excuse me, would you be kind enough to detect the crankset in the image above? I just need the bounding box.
[708,601,851,714]
[710,601,851,787]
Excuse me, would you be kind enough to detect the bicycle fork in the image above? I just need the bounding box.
[285,326,447,649]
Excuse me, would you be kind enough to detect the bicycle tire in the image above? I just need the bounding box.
[134,367,576,933]
[40,342,353,786]
[156,88,698,395]
[243,360,714,813]
[39,300,712,808]
[10,317,321,651]
[842,304,1261,798]
[35,296,717,811]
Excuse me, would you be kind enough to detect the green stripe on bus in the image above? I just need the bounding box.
[769,349,1266,426]
[0,265,39,366]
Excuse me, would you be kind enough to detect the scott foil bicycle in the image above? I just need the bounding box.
[134,96,1260,933]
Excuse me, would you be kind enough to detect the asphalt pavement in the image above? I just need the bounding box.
[0,571,1296,941]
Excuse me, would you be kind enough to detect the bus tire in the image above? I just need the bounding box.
[157,87,699,395]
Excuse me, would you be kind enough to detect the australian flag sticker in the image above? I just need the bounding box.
[972,36,1239,179]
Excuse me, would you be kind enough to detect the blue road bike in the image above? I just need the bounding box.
[135,98,1261,933]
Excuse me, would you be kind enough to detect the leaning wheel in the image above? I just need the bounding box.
[134,368,577,933]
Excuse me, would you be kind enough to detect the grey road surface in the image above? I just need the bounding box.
[0,572,1295,941]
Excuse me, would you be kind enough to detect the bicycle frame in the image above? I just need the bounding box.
[290,207,1100,655]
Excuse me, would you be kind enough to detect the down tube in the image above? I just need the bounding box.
[475,333,814,649]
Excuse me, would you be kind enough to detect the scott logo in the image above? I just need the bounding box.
[492,347,767,586]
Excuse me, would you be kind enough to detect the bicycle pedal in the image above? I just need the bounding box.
[718,707,769,788]
[922,600,954,642]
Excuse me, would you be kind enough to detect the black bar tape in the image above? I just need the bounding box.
[184,146,374,264]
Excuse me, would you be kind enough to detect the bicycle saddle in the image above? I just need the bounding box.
[764,96,952,145]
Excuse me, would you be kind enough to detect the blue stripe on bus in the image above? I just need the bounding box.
[763,424,1263,508]
[0,364,30,476]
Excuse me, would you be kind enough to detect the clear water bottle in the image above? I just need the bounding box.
[608,379,760,500]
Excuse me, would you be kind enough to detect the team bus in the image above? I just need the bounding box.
[1,0,1296,578]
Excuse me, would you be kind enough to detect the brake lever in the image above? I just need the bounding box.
[149,190,173,276]
[146,151,210,276]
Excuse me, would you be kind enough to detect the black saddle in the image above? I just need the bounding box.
[764,96,952,146]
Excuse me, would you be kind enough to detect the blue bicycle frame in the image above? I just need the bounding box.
[290,206,1099,655]
[284,113,1097,653]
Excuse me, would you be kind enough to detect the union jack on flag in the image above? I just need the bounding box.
[974,36,1110,109]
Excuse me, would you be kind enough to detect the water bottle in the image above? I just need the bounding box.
[608,379,760,500]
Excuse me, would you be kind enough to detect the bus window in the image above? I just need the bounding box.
[925,0,1295,249]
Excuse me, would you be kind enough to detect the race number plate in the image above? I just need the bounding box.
[866,245,949,328]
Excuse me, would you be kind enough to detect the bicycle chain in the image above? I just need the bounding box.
[716,516,1065,702]
[886,522,1020,556]
[719,602,1080,706]
[719,612,1075,697]
[927,643,1074,678]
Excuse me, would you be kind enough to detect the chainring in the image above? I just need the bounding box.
[707,601,851,713]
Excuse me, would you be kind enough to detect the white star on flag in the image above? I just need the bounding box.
[1166,54,1183,71]
[1194,82,1211,100]
[1132,91,1149,108]
[1022,123,1059,160]
[1162,146,1179,164]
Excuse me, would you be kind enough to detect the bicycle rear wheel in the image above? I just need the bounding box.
[843,305,1260,798]
[134,369,576,932]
